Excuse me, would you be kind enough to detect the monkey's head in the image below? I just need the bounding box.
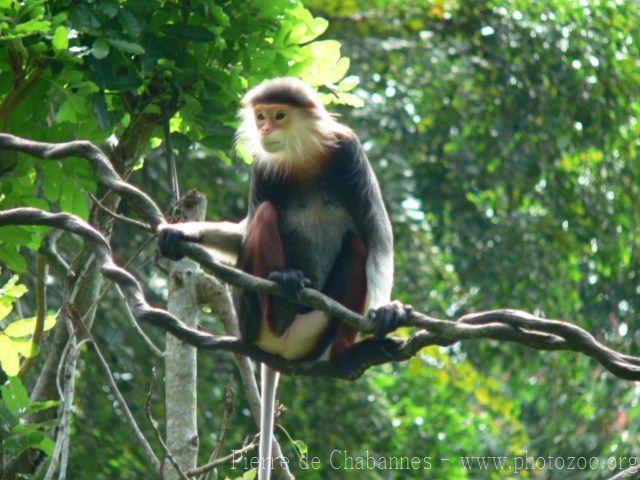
[236,77,351,178]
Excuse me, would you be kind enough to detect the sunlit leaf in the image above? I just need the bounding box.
[52,26,68,51]
[4,314,57,338]
[0,334,20,376]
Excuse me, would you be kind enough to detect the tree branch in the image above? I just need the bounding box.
[67,304,161,471]
[0,133,164,226]
[2,207,640,381]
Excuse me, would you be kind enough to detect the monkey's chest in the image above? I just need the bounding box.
[279,194,353,287]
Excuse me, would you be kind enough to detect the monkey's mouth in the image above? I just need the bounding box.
[262,140,283,152]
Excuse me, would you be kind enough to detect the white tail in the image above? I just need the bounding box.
[258,363,279,480]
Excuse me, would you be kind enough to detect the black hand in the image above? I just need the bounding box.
[158,228,189,261]
[267,268,311,297]
[368,302,411,338]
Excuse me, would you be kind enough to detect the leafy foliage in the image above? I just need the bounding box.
[0,276,55,376]
[0,0,353,270]
[0,376,59,464]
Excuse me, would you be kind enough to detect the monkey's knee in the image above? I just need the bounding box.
[345,233,367,260]
[244,201,285,278]
[250,201,279,232]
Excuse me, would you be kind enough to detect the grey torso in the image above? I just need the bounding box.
[279,183,354,289]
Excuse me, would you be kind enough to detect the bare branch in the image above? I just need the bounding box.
[0,133,164,226]
[145,368,190,480]
[89,192,152,231]
[608,465,640,479]
[114,286,164,357]
[67,304,161,471]
[187,439,258,477]
[198,382,235,480]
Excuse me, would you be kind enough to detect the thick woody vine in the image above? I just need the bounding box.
[2,132,640,382]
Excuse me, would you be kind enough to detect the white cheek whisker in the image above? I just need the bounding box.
[235,105,353,179]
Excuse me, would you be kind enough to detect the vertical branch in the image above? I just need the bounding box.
[164,191,206,478]
[19,251,47,379]
[146,369,190,480]
[162,102,180,205]
[199,383,235,480]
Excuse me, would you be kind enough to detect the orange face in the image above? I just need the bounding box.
[253,104,292,152]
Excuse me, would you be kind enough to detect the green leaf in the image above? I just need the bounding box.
[0,302,12,321]
[25,400,59,415]
[241,470,257,480]
[10,338,38,358]
[55,98,78,124]
[9,424,53,454]
[0,275,27,300]
[0,243,27,272]
[118,10,141,37]
[99,0,118,18]
[13,19,50,36]
[210,5,230,27]
[337,75,359,92]
[1,377,30,415]
[92,38,110,59]
[92,92,111,130]
[35,435,55,455]
[297,41,349,86]
[4,314,56,338]
[107,38,145,55]
[294,17,328,44]
[52,26,69,51]
[59,180,89,218]
[0,335,20,376]
[161,24,215,42]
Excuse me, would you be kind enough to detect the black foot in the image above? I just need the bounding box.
[158,225,191,261]
[338,337,403,380]
[268,268,311,297]
[367,302,412,338]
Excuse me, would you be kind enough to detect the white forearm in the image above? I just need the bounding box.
[366,246,394,310]
[158,219,245,256]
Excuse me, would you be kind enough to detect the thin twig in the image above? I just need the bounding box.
[114,285,164,357]
[67,304,161,471]
[44,331,87,480]
[199,381,235,480]
[41,230,75,281]
[18,251,47,379]
[187,438,259,477]
[145,367,190,480]
[89,192,152,231]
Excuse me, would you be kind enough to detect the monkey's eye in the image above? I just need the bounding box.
[275,111,287,121]
[256,112,266,120]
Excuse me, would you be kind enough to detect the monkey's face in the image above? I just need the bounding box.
[253,104,292,153]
